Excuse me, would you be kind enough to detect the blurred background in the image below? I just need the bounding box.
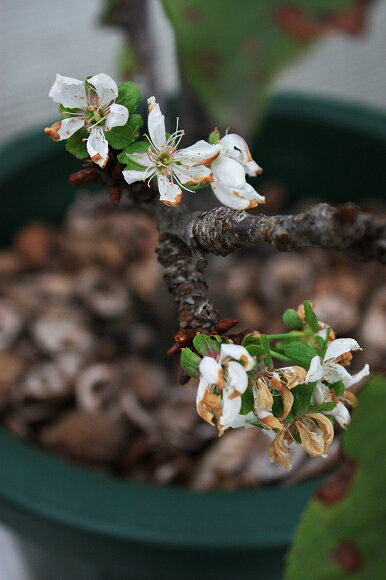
[0,1,385,579]
[1,0,386,145]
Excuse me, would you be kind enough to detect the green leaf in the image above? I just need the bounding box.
[192,334,220,357]
[314,335,325,353]
[303,300,319,333]
[260,334,273,368]
[284,342,318,368]
[208,127,220,144]
[106,125,135,149]
[116,81,141,113]
[128,113,144,133]
[282,308,303,329]
[245,344,265,357]
[242,333,261,347]
[106,124,135,150]
[66,128,88,159]
[240,388,254,415]
[332,380,345,397]
[286,382,316,421]
[180,348,200,378]
[310,401,336,413]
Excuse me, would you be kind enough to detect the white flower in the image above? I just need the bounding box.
[122,97,221,207]
[196,343,256,434]
[306,338,370,388]
[45,73,129,168]
[210,133,265,210]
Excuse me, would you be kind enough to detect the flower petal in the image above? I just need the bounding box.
[147,97,166,148]
[211,180,251,210]
[105,103,129,129]
[49,74,88,109]
[324,338,361,362]
[122,168,150,185]
[174,140,221,166]
[219,388,242,429]
[220,133,263,176]
[199,356,224,386]
[306,356,325,383]
[157,175,183,207]
[228,410,256,429]
[269,429,292,470]
[227,360,248,395]
[220,343,255,370]
[328,402,351,429]
[328,362,370,388]
[86,126,109,168]
[311,381,327,406]
[211,155,246,188]
[88,73,118,107]
[44,117,85,141]
[172,164,213,185]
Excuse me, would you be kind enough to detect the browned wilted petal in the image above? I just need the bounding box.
[270,373,294,420]
[197,389,221,427]
[342,390,357,407]
[269,429,292,470]
[295,413,334,457]
[280,366,307,388]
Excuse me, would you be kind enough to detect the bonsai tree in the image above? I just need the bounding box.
[43,72,383,468]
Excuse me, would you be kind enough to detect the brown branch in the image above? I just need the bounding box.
[166,203,386,264]
[156,234,219,331]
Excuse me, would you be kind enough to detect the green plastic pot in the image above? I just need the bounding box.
[0,95,385,580]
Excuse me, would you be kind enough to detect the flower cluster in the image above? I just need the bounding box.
[45,74,264,209]
[181,301,370,470]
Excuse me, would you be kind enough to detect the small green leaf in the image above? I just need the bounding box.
[303,300,319,333]
[193,334,220,357]
[245,344,265,357]
[128,113,144,133]
[284,342,319,368]
[66,128,88,159]
[240,388,254,415]
[314,335,325,353]
[310,401,336,413]
[260,334,273,368]
[242,333,261,347]
[208,127,220,144]
[106,124,135,149]
[282,308,303,329]
[286,382,316,420]
[116,81,141,113]
[332,380,345,397]
[117,141,150,168]
[180,348,200,378]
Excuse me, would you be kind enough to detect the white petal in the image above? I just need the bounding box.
[228,411,256,429]
[311,382,327,406]
[306,356,325,383]
[172,164,213,185]
[105,103,129,130]
[48,73,87,109]
[88,73,118,107]
[128,152,152,167]
[199,356,223,386]
[220,134,262,176]
[211,155,246,188]
[227,361,248,394]
[328,402,351,428]
[220,343,255,371]
[147,97,166,148]
[324,338,361,362]
[122,168,149,185]
[44,117,85,141]
[323,362,348,385]
[196,377,209,408]
[349,363,370,386]
[157,175,183,207]
[220,390,241,428]
[211,180,250,210]
[174,140,221,166]
[86,126,109,168]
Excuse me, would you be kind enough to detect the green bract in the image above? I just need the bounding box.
[192,334,220,357]
[180,348,201,378]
